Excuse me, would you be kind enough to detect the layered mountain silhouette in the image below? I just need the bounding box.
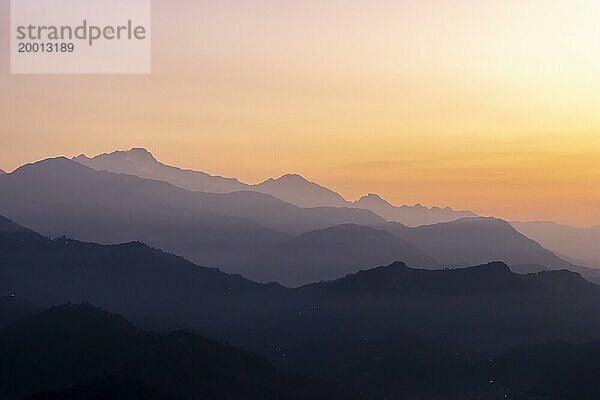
[351,193,476,226]
[0,303,370,400]
[4,148,600,399]
[0,213,291,342]
[512,220,600,268]
[74,149,347,207]
[75,148,248,194]
[3,216,600,353]
[378,217,572,268]
[74,148,476,225]
[0,158,385,275]
[293,261,600,349]
[0,169,4,174]
[242,224,437,286]
[0,158,576,284]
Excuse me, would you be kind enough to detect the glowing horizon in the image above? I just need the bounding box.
[1,0,600,226]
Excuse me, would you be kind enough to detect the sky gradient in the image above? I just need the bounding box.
[1,0,600,226]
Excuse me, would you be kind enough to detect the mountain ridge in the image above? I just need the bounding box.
[3,216,600,353]
[74,148,477,225]
[1,159,579,284]
[75,148,247,194]
[351,193,476,226]
[378,216,572,268]
[0,157,385,277]
[512,220,600,268]
[253,173,347,208]
[243,224,437,286]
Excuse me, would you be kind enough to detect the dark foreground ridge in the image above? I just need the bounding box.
[0,303,372,400]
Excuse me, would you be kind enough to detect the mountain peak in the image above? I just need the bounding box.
[274,173,310,183]
[356,193,393,206]
[351,195,478,226]
[451,216,513,229]
[105,148,158,163]
[74,148,158,165]
[468,261,512,274]
[12,157,85,176]
[255,173,348,207]
[125,147,157,161]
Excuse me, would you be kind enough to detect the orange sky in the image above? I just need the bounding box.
[1,0,600,226]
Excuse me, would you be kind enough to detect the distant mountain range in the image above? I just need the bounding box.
[3,148,600,399]
[74,149,348,208]
[0,158,392,282]
[74,148,248,194]
[512,220,600,267]
[351,193,476,226]
[2,215,600,353]
[0,157,580,285]
[0,169,4,174]
[74,148,476,225]
[70,147,600,276]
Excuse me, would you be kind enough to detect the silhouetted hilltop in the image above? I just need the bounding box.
[510,263,600,283]
[244,224,437,286]
[303,261,516,295]
[0,303,371,400]
[379,217,571,268]
[353,193,476,226]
